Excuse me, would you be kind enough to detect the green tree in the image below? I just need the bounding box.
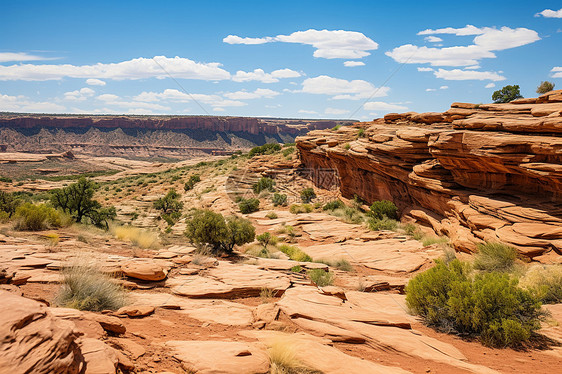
[0,191,22,218]
[50,177,116,228]
[184,209,255,254]
[492,85,523,103]
[239,198,260,214]
[153,189,184,226]
[300,188,316,203]
[369,200,398,220]
[536,81,555,94]
[271,193,287,207]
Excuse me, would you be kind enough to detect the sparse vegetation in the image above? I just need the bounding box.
[13,203,71,231]
[492,85,523,103]
[272,193,288,207]
[289,204,313,214]
[0,190,22,218]
[153,189,184,226]
[369,200,398,220]
[473,242,518,273]
[536,81,555,94]
[267,337,321,374]
[253,177,276,194]
[520,264,562,304]
[367,216,398,231]
[308,268,334,287]
[300,188,316,203]
[184,174,201,191]
[322,199,344,211]
[266,211,278,219]
[111,224,160,249]
[318,258,353,272]
[249,143,281,158]
[278,244,312,262]
[239,197,260,214]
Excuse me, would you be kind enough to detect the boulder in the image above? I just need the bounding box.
[121,260,166,281]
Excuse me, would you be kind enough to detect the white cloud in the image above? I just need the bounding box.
[424,36,443,43]
[86,78,106,86]
[418,67,434,72]
[440,85,448,89]
[97,94,120,102]
[224,29,378,59]
[552,67,562,78]
[426,88,436,92]
[0,52,57,63]
[213,107,226,112]
[536,8,562,18]
[0,92,65,112]
[132,89,246,108]
[223,88,280,100]
[325,108,349,115]
[232,68,301,83]
[485,83,496,88]
[387,26,540,67]
[298,109,318,115]
[344,61,365,67]
[0,56,231,81]
[63,87,95,101]
[363,101,408,112]
[434,68,506,81]
[301,75,389,100]
[465,65,480,70]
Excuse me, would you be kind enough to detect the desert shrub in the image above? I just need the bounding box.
[13,203,70,231]
[289,204,313,214]
[536,81,555,94]
[267,337,321,374]
[344,143,351,150]
[308,269,334,287]
[318,258,353,272]
[358,128,365,138]
[330,206,364,224]
[257,232,272,248]
[111,225,160,249]
[0,176,12,183]
[406,259,543,347]
[323,199,344,211]
[422,236,449,247]
[282,147,295,158]
[184,174,201,191]
[332,124,341,131]
[520,264,562,304]
[300,188,316,203]
[272,193,287,207]
[278,244,312,262]
[369,200,398,220]
[253,177,276,194]
[184,209,255,254]
[50,177,115,228]
[492,85,523,103]
[473,242,517,273]
[0,191,22,218]
[56,262,126,311]
[290,265,302,273]
[266,212,278,219]
[249,143,281,158]
[367,216,398,231]
[153,189,183,225]
[239,198,260,214]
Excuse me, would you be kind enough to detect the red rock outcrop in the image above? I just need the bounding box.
[296,90,562,259]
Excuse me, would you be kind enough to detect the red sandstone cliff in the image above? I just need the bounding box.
[296,90,562,260]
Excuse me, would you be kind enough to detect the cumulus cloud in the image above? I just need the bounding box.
[536,8,562,18]
[485,83,496,88]
[426,88,436,92]
[97,94,120,102]
[86,78,106,86]
[0,92,65,112]
[0,56,231,81]
[223,88,280,100]
[301,75,389,100]
[298,109,318,115]
[417,67,434,72]
[325,108,349,115]
[363,101,408,112]
[63,87,95,101]
[387,26,540,67]
[424,36,443,43]
[132,88,246,108]
[224,29,378,59]
[0,52,57,63]
[232,68,301,83]
[343,61,365,67]
[552,67,562,78]
[434,68,506,81]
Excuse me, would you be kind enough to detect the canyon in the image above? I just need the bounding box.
[296,90,562,260]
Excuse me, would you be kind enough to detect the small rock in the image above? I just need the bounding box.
[115,305,155,318]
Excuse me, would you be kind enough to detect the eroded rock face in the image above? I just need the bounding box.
[296,91,562,258]
[0,291,83,374]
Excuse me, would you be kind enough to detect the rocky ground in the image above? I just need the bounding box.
[1,142,562,374]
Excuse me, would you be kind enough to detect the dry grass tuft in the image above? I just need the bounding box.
[110,224,160,249]
[520,264,562,304]
[268,337,321,374]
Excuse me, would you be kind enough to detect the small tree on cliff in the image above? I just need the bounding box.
[492,85,523,103]
[536,81,555,94]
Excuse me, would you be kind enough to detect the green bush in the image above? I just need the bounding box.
[367,216,398,231]
[257,232,272,248]
[13,203,70,231]
[153,189,184,226]
[184,174,201,191]
[308,269,334,287]
[272,193,287,207]
[492,85,523,103]
[369,200,398,220]
[249,143,281,158]
[184,209,255,254]
[331,206,364,224]
[406,259,543,347]
[300,188,316,203]
[473,242,517,273]
[253,177,276,194]
[282,147,295,157]
[323,200,344,211]
[278,244,312,262]
[0,191,22,218]
[520,264,562,304]
[289,204,313,214]
[239,198,260,214]
[266,211,278,219]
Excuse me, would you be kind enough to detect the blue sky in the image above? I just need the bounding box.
[1,0,561,120]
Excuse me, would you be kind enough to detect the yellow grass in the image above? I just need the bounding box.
[110,224,160,249]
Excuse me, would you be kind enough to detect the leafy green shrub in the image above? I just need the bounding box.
[249,143,281,158]
[153,189,184,226]
[369,200,398,220]
[0,176,12,183]
[257,232,272,248]
[492,85,523,103]
[323,200,344,211]
[0,191,22,218]
[357,128,365,138]
[332,124,341,131]
[272,193,287,207]
[406,259,543,347]
[473,242,517,273]
[13,203,70,231]
[282,147,295,157]
[289,204,313,214]
[278,244,312,262]
[184,174,201,191]
[266,211,278,219]
[56,262,126,311]
[367,216,398,231]
[330,206,364,224]
[308,269,334,287]
[300,188,316,203]
[239,198,260,214]
[344,143,351,150]
[520,264,562,304]
[536,81,555,94]
[253,177,276,194]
